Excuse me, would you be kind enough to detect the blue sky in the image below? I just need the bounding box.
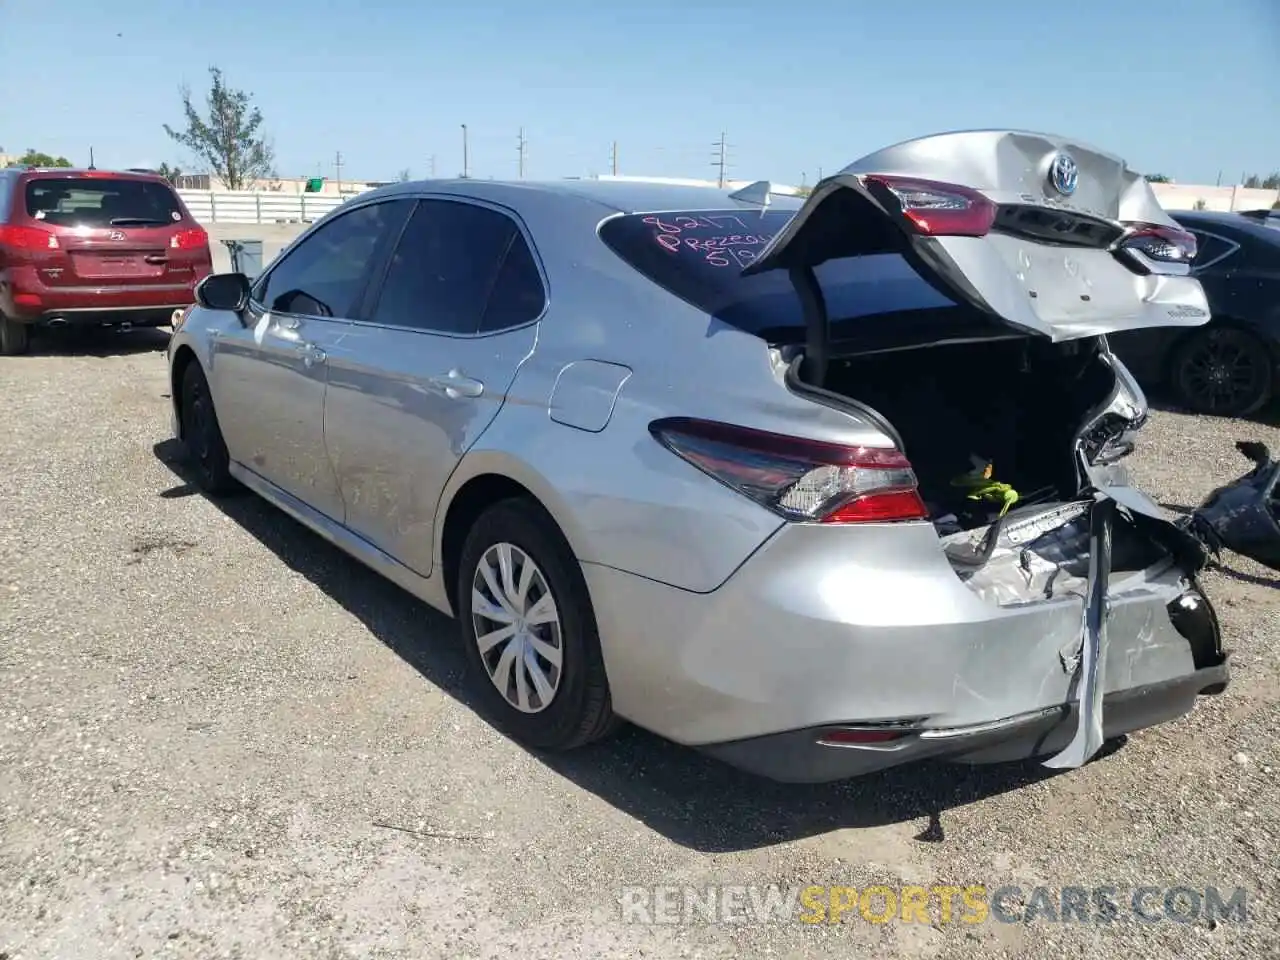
[2,0,1277,186]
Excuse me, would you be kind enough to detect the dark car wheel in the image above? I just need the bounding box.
[179,361,237,495]
[457,498,617,752]
[0,315,31,356]
[1170,326,1274,417]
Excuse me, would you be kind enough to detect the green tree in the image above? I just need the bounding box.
[164,66,274,190]
[156,162,184,186]
[397,168,412,182]
[7,148,72,168]
[1144,173,1172,183]
[1261,172,1280,190]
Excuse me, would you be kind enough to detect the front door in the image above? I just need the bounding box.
[322,196,547,576]
[210,199,413,520]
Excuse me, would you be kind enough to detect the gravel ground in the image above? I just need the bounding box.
[1,329,1277,959]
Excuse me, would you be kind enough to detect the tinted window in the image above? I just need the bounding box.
[256,200,410,318]
[1188,231,1238,269]
[598,209,956,344]
[369,199,528,334]
[479,232,546,332]
[24,177,184,228]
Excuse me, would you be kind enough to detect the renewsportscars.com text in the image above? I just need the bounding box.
[619,884,1250,926]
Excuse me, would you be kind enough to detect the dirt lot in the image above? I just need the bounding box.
[1,330,1277,959]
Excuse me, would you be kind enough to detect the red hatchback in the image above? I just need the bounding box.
[0,167,213,354]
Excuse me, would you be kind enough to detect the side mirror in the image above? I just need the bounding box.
[195,272,251,313]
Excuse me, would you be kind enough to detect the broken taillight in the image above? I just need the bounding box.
[861,175,998,238]
[649,417,929,524]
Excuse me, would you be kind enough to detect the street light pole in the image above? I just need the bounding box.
[461,124,469,178]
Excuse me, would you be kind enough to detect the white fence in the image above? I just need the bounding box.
[178,189,347,225]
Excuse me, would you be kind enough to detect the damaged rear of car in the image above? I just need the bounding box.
[597,130,1228,782]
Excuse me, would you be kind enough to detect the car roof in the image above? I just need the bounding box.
[356,177,807,215]
[1171,208,1280,242]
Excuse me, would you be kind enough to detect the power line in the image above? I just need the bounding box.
[712,132,730,188]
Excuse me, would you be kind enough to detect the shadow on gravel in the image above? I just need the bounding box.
[26,326,170,358]
[153,438,1109,853]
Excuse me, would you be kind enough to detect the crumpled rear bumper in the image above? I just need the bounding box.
[698,661,1228,783]
[585,482,1228,783]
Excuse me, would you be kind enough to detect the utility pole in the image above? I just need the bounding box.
[712,131,729,188]
[517,127,527,178]
[610,140,619,176]
[88,146,96,170]
[334,151,344,195]
[429,154,436,178]
[461,125,469,178]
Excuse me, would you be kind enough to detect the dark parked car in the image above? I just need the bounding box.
[0,167,213,355]
[1109,208,1280,416]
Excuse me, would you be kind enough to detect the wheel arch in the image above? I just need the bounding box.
[170,343,201,438]
[1163,315,1280,382]
[437,451,587,616]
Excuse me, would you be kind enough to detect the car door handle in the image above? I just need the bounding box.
[428,370,484,399]
[299,341,327,367]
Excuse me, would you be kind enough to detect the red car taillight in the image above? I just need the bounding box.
[861,175,998,237]
[0,225,59,251]
[649,417,929,524]
[1115,223,1198,268]
[170,227,208,251]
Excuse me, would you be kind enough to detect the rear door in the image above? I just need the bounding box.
[743,130,1212,342]
[21,174,208,290]
[322,196,545,577]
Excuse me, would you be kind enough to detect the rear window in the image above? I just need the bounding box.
[23,177,184,229]
[598,209,960,344]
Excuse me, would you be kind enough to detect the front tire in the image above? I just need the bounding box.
[179,361,237,495]
[1170,325,1273,417]
[0,315,31,356]
[457,498,616,751]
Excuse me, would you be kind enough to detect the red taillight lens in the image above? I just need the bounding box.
[862,175,998,237]
[1115,223,1197,270]
[170,227,208,250]
[649,417,929,524]
[0,225,59,251]
[816,727,914,746]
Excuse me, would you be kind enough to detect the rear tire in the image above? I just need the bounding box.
[457,498,617,751]
[179,361,237,495]
[0,315,31,356]
[1170,325,1273,417]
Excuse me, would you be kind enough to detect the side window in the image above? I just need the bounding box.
[254,200,411,318]
[368,199,523,334]
[479,233,547,332]
[1189,231,1238,270]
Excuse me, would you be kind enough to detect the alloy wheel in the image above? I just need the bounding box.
[470,542,564,714]
[1177,328,1269,415]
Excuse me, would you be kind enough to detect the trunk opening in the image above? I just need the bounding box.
[810,334,1118,530]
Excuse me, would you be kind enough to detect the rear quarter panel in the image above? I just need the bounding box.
[438,197,899,594]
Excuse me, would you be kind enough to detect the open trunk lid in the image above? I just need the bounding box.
[743,130,1210,361]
